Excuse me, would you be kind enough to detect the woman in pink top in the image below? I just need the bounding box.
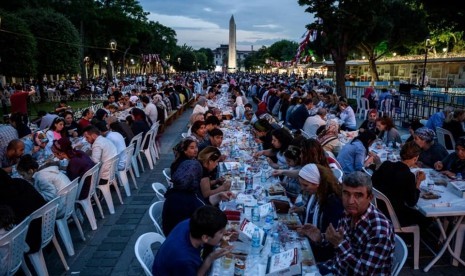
[45,117,66,154]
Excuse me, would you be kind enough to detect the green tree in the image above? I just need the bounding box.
[268,40,299,61]
[194,52,208,71]
[197,48,215,70]
[173,50,197,72]
[18,8,80,101]
[0,10,37,77]
[357,1,428,81]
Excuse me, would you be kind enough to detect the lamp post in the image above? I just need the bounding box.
[109,39,117,81]
[421,37,431,90]
[177,57,181,72]
[83,56,90,80]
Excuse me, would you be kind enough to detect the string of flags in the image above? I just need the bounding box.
[141,54,170,68]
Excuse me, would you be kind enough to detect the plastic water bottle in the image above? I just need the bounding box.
[245,170,253,190]
[252,205,260,223]
[271,232,280,255]
[251,227,261,255]
[457,173,463,181]
[263,215,273,234]
[261,170,267,183]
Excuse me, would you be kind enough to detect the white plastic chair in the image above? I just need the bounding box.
[134,232,166,276]
[359,97,370,119]
[436,126,455,151]
[75,162,103,230]
[300,129,310,139]
[151,182,167,202]
[140,129,156,170]
[130,132,144,176]
[162,168,172,187]
[27,197,69,275]
[331,167,343,183]
[55,178,83,257]
[0,216,32,276]
[117,143,137,197]
[379,99,394,118]
[148,201,165,236]
[150,121,160,161]
[97,154,123,215]
[181,132,188,138]
[373,188,420,270]
[392,234,408,276]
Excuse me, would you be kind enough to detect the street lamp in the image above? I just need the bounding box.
[421,37,431,90]
[108,39,117,81]
[83,56,90,79]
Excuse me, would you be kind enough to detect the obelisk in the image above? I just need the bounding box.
[228,15,237,73]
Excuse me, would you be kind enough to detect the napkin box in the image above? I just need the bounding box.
[448,181,465,198]
[266,248,301,276]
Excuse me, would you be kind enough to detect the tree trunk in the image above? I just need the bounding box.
[333,58,347,98]
[369,58,379,82]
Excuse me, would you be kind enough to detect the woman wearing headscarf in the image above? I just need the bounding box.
[162,159,234,236]
[317,119,342,157]
[414,127,448,168]
[192,96,208,114]
[294,163,344,262]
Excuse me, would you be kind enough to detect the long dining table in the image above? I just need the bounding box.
[415,168,465,271]
[207,117,320,275]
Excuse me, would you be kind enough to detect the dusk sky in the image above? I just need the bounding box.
[138,0,314,50]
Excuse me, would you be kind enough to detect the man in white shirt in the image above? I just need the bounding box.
[82,125,118,184]
[302,108,327,137]
[141,96,158,124]
[95,122,126,171]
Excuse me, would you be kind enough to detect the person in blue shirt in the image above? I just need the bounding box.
[337,131,379,174]
[425,106,454,132]
[153,206,232,276]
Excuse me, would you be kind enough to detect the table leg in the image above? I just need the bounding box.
[423,216,465,272]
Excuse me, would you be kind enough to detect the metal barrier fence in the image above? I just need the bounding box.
[345,86,465,129]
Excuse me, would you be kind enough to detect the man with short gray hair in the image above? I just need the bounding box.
[318,171,395,275]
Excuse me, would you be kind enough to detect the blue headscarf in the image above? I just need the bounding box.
[171,160,202,191]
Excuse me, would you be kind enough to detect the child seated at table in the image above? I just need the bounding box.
[271,145,302,201]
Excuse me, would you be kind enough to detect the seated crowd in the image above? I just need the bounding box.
[2,73,464,275]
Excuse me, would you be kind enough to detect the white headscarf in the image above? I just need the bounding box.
[299,164,320,184]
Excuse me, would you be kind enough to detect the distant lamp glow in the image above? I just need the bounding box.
[393,52,397,57]
[109,39,117,51]
[443,48,448,53]
[362,56,366,60]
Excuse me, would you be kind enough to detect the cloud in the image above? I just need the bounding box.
[147,13,291,49]
[253,24,280,29]
[203,7,212,12]
[147,13,219,30]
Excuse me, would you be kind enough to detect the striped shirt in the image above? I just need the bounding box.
[319,204,395,275]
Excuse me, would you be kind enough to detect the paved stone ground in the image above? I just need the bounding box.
[38,109,465,275]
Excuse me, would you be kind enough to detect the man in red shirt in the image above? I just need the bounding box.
[10,84,35,115]
[77,108,94,133]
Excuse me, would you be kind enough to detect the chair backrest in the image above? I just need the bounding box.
[148,201,165,236]
[29,197,60,248]
[134,232,165,276]
[57,177,79,220]
[300,129,310,139]
[0,217,30,275]
[162,168,172,187]
[392,234,408,276]
[372,188,402,229]
[123,143,135,170]
[436,127,455,150]
[181,133,188,138]
[77,162,101,200]
[151,182,167,202]
[105,154,120,183]
[141,129,155,150]
[131,132,143,156]
[382,98,393,112]
[360,97,370,109]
